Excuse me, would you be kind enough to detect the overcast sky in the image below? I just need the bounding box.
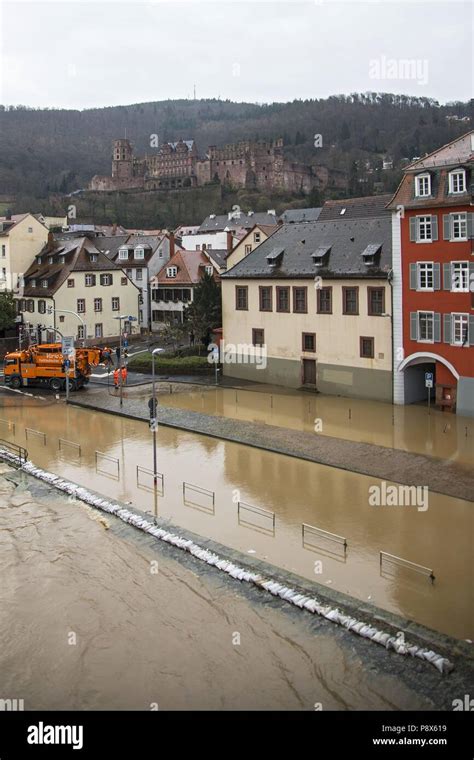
[0,0,472,109]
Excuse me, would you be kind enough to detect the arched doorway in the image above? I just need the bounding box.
[398,352,459,412]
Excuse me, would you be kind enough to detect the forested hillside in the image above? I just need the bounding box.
[0,93,471,219]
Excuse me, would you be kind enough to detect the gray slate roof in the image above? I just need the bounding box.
[279,207,322,223]
[199,211,278,232]
[223,218,392,280]
[318,195,392,221]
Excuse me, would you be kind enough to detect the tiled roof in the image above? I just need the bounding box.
[319,195,392,220]
[22,237,120,297]
[222,218,392,280]
[279,207,322,223]
[154,249,211,285]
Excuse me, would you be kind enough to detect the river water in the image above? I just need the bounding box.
[0,393,472,640]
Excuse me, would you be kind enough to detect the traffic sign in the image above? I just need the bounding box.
[425,371,433,389]
[62,336,75,355]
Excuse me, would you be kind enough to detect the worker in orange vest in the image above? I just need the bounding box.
[121,366,128,385]
[113,368,119,389]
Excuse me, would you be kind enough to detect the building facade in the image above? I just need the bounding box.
[388,131,474,416]
[0,213,48,295]
[17,235,140,344]
[221,217,393,400]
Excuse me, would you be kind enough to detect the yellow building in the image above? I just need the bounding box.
[0,213,48,293]
[17,235,140,343]
[221,216,393,401]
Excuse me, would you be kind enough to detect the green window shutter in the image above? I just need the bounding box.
[443,214,451,240]
[409,263,418,289]
[443,263,452,290]
[467,212,474,240]
[469,315,474,347]
[433,313,441,342]
[431,215,438,241]
[409,217,417,242]
[443,314,452,344]
[410,312,418,341]
[433,263,441,290]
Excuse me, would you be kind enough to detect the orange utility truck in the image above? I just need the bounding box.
[3,343,106,391]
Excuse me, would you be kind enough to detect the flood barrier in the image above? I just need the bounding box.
[95,451,120,480]
[183,481,215,514]
[0,419,15,436]
[302,523,348,560]
[237,501,275,535]
[25,427,46,444]
[58,438,81,457]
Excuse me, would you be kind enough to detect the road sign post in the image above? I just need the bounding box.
[425,371,434,415]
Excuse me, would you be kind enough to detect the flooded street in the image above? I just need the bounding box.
[156,385,473,466]
[0,465,432,710]
[0,392,472,640]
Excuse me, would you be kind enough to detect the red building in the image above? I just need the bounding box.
[389,131,474,415]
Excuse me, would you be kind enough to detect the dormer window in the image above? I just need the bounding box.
[118,249,129,260]
[166,266,177,277]
[449,169,466,194]
[48,256,53,265]
[311,246,331,267]
[134,247,145,259]
[415,173,431,197]
[361,243,382,266]
[31,279,36,287]
[89,254,98,263]
[41,279,48,288]
[205,265,213,276]
[59,255,65,265]
[266,247,284,268]
[37,256,42,265]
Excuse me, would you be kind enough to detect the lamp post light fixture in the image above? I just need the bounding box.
[113,315,137,407]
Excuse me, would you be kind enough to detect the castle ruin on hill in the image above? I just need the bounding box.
[90,138,345,195]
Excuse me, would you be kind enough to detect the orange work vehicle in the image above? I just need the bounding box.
[3,343,107,392]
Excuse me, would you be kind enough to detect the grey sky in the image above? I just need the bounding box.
[0,0,472,108]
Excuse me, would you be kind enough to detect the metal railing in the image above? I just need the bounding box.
[58,439,81,457]
[136,465,164,496]
[0,438,28,465]
[183,482,215,513]
[237,501,275,534]
[95,451,120,480]
[25,427,46,445]
[380,551,435,583]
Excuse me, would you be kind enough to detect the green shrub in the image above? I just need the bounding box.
[128,352,212,375]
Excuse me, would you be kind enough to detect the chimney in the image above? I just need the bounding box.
[169,232,175,258]
[112,223,117,236]
[47,231,55,252]
[5,209,12,221]
[226,230,233,255]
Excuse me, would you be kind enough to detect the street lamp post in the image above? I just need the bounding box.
[150,347,162,489]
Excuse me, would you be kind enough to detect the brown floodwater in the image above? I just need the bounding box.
[0,466,432,710]
[157,385,474,466]
[0,394,472,640]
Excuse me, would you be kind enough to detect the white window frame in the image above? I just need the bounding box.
[89,254,98,263]
[205,265,213,276]
[134,247,145,260]
[41,279,48,288]
[451,313,469,346]
[417,262,434,291]
[417,216,432,242]
[451,213,467,241]
[118,249,129,260]
[31,279,36,288]
[254,232,261,243]
[417,311,434,343]
[85,274,95,287]
[449,169,466,194]
[77,325,85,340]
[94,298,102,312]
[166,266,177,278]
[94,323,103,338]
[451,261,469,292]
[415,173,431,197]
[136,268,143,281]
[77,299,85,314]
[112,297,120,311]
